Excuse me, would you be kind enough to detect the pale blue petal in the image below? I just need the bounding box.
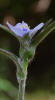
[14,21,29,30]
[29,23,44,37]
[6,21,14,30]
[14,23,22,28]
[6,21,23,37]
[6,21,30,37]
[22,21,29,27]
[33,23,44,31]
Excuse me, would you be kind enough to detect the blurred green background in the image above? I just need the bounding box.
[0,0,55,100]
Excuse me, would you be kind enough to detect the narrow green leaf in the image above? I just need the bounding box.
[0,24,19,40]
[0,24,11,33]
[0,48,24,78]
[31,21,55,47]
[0,78,18,98]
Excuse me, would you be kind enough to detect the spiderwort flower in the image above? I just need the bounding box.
[6,21,44,38]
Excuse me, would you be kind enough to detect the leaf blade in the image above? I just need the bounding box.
[31,21,55,47]
[0,48,24,78]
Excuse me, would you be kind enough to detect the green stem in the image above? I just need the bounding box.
[19,78,26,100]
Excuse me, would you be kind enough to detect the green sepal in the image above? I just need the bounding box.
[23,46,35,60]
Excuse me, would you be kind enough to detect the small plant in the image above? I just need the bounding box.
[0,20,55,100]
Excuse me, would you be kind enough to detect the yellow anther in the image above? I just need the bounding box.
[22,26,25,29]
[22,25,30,29]
[28,26,30,28]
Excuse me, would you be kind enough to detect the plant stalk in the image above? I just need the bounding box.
[19,77,26,100]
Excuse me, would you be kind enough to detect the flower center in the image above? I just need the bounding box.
[22,25,29,29]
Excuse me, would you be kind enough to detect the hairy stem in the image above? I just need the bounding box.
[19,78,26,100]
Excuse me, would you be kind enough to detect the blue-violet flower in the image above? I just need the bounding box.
[6,21,44,38]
